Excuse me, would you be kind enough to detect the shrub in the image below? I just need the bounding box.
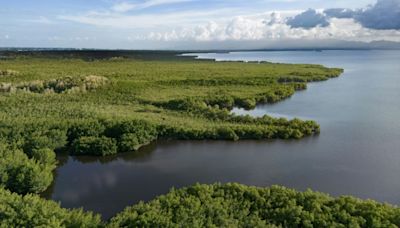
[23,130,67,155]
[6,160,53,195]
[84,75,109,90]
[67,121,106,143]
[235,98,256,110]
[216,127,239,141]
[0,146,53,194]
[118,133,141,152]
[206,96,235,109]
[72,136,118,156]
[104,120,157,139]
[0,188,102,227]
[105,120,158,152]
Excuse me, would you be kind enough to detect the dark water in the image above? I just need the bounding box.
[43,50,400,219]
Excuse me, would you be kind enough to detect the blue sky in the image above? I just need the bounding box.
[1,0,399,49]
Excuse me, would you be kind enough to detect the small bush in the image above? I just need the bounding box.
[0,147,54,194]
[84,75,109,90]
[105,120,158,152]
[216,127,239,141]
[72,136,118,156]
[118,133,141,152]
[67,121,106,143]
[235,98,256,110]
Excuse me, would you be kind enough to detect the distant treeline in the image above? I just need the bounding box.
[0,50,197,61]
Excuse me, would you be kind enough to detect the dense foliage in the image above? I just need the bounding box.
[0,143,54,194]
[1,183,399,227]
[0,188,101,227]
[109,183,400,228]
[0,126,60,194]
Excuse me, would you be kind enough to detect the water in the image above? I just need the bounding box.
[43,50,400,219]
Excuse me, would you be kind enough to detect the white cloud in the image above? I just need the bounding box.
[112,0,192,12]
[142,14,400,43]
[55,0,400,48]
[59,8,247,29]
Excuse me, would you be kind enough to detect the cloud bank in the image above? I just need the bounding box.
[4,0,400,49]
[140,0,400,44]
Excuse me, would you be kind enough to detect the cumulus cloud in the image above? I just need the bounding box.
[286,9,329,29]
[142,14,400,43]
[265,12,285,25]
[289,0,400,30]
[354,0,400,30]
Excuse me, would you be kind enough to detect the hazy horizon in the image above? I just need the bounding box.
[2,0,400,49]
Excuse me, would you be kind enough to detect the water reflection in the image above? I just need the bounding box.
[70,142,156,164]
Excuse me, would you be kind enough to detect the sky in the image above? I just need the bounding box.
[1,0,400,49]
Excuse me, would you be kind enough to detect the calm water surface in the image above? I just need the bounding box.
[43,50,400,219]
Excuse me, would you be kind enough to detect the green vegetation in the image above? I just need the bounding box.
[1,51,364,227]
[0,52,342,195]
[0,120,69,194]
[0,187,101,227]
[109,183,400,227]
[0,75,108,94]
[0,69,18,77]
[0,51,395,227]
[1,183,399,227]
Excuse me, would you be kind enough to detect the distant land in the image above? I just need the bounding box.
[1,40,400,52]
